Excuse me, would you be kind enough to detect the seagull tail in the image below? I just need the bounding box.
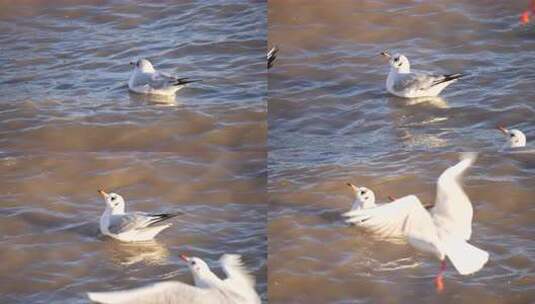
[432,73,466,86]
[174,78,202,86]
[444,237,489,275]
[147,211,184,226]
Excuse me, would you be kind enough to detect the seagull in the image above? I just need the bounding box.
[346,183,377,210]
[343,153,488,291]
[345,183,434,215]
[87,254,261,304]
[267,46,278,69]
[497,125,526,148]
[381,51,465,98]
[128,58,200,96]
[97,190,183,242]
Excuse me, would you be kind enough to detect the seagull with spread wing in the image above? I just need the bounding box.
[87,254,261,304]
[343,153,488,291]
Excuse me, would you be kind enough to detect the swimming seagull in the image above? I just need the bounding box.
[343,153,488,291]
[381,51,465,98]
[267,46,279,69]
[98,190,183,242]
[497,125,526,148]
[128,58,200,96]
[87,254,261,304]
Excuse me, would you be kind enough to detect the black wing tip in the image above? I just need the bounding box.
[174,78,202,86]
[444,73,467,81]
[267,46,279,69]
[149,211,184,225]
[431,73,466,87]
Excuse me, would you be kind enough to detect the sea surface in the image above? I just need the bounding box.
[268,1,535,303]
[0,0,267,303]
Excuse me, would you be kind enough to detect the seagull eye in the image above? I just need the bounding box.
[111,196,116,201]
[191,261,196,266]
[394,57,399,62]
[360,191,366,195]
[510,134,515,137]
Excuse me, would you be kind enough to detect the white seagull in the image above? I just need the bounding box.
[381,51,465,98]
[267,46,279,69]
[98,190,182,242]
[497,125,526,148]
[343,153,488,291]
[87,254,261,304]
[128,58,200,96]
[346,183,377,211]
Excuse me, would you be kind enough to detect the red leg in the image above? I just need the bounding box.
[435,260,446,293]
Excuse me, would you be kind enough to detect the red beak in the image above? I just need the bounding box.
[179,254,189,262]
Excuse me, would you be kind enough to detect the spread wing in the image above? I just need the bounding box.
[342,195,437,241]
[220,254,255,289]
[87,281,216,304]
[432,153,477,240]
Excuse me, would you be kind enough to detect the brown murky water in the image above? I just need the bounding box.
[268,0,535,303]
[0,0,267,303]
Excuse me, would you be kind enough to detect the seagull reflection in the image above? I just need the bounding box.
[128,91,180,106]
[403,96,449,109]
[105,240,170,266]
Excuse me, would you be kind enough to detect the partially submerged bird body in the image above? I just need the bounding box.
[382,51,464,98]
[87,254,261,304]
[343,153,488,289]
[98,190,181,242]
[128,59,199,96]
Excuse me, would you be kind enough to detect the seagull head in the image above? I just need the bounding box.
[381,51,410,73]
[497,125,526,148]
[180,254,217,287]
[346,183,376,210]
[98,190,126,212]
[130,58,155,73]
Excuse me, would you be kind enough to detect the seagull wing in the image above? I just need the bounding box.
[220,254,255,289]
[87,281,216,304]
[267,46,279,69]
[107,212,181,235]
[432,153,477,240]
[394,72,464,93]
[343,195,438,242]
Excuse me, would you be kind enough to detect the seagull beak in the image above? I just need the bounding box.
[346,183,359,192]
[97,189,108,198]
[497,125,508,135]
[179,254,190,262]
[380,51,391,59]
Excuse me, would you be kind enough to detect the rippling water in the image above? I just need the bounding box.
[0,0,267,303]
[268,1,535,303]
[269,0,534,162]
